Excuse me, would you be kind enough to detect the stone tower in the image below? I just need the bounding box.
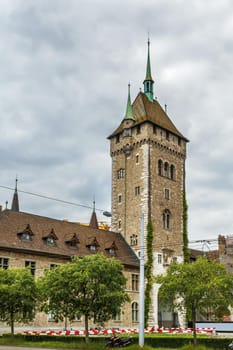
[108,41,188,327]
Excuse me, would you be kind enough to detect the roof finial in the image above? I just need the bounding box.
[123,83,135,121]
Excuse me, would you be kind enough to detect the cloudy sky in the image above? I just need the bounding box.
[0,0,233,250]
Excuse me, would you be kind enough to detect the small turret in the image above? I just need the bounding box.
[89,200,99,229]
[11,177,19,212]
[123,83,135,122]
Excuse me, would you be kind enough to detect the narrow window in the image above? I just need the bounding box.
[116,135,120,143]
[158,159,163,176]
[130,234,138,246]
[25,260,36,276]
[118,194,122,204]
[164,188,170,200]
[136,154,139,164]
[117,168,125,179]
[166,131,169,140]
[113,310,121,321]
[158,254,162,264]
[132,274,139,291]
[0,257,9,269]
[164,162,169,177]
[135,186,140,196]
[136,125,141,134]
[163,209,170,230]
[118,220,122,229]
[132,302,139,322]
[153,125,157,134]
[170,165,175,180]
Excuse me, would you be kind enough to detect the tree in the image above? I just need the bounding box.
[156,256,233,344]
[38,253,129,339]
[0,268,37,335]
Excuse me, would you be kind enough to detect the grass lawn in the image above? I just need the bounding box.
[0,336,223,350]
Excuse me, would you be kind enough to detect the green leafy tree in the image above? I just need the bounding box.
[38,253,129,339]
[156,256,233,344]
[0,268,37,335]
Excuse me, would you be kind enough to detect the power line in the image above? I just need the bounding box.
[0,185,108,214]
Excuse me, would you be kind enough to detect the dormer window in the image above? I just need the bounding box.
[105,241,118,256]
[43,228,58,246]
[65,233,80,249]
[18,224,34,242]
[21,232,31,241]
[86,237,100,253]
[123,128,131,137]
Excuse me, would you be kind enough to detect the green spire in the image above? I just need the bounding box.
[143,39,154,102]
[124,83,135,121]
[145,39,153,80]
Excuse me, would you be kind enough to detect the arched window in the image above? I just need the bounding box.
[164,162,169,177]
[163,209,170,230]
[158,159,163,176]
[132,302,139,322]
[170,164,175,180]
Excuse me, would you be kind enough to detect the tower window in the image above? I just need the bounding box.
[117,168,125,179]
[158,159,163,176]
[158,254,162,264]
[116,135,120,143]
[135,186,140,196]
[164,188,170,200]
[153,125,157,134]
[170,165,175,180]
[118,194,122,204]
[118,220,122,229]
[123,128,131,137]
[130,234,138,246]
[136,125,141,134]
[163,209,170,230]
[132,302,139,322]
[164,162,169,177]
[166,131,169,140]
[136,154,139,164]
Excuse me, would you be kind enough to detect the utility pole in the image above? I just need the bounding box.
[139,213,145,347]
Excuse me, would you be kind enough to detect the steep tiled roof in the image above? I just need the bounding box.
[108,92,188,141]
[0,210,139,268]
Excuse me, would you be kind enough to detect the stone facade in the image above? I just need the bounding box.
[108,44,188,327]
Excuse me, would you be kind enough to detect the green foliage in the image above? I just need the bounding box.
[156,256,233,341]
[145,221,154,326]
[183,191,189,263]
[0,268,37,335]
[38,253,129,338]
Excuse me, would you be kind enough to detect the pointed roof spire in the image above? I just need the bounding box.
[145,38,153,81]
[124,83,135,121]
[11,177,19,212]
[89,200,99,229]
[143,38,154,102]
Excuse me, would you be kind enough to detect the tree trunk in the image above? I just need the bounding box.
[84,313,89,342]
[64,316,67,331]
[10,312,14,336]
[192,305,197,346]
